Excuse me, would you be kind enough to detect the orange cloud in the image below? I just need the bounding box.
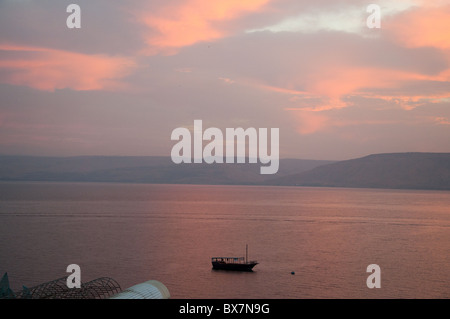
[434,117,450,125]
[293,111,329,135]
[275,66,412,112]
[385,4,450,49]
[0,44,136,91]
[280,60,450,112]
[280,60,450,134]
[255,3,450,136]
[138,0,269,54]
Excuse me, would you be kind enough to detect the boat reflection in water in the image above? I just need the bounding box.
[211,245,258,271]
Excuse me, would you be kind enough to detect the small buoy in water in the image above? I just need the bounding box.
[291,271,295,275]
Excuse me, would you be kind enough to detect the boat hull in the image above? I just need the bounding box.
[211,261,258,271]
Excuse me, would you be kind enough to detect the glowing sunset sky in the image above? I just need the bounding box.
[0,0,449,160]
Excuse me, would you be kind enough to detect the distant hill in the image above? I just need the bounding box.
[1,153,449,190]
[0,156,332,185]
[266,153,450,190]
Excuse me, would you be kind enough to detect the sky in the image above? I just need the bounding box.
[0,0,449,160]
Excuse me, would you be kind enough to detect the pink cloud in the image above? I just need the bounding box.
[293,111,330,135]
[136,0,270,54]
[385,4,450,50]
[281,63,450,132]
[0,43,136,91]
[434,116,450,125]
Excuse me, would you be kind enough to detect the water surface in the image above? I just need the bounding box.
[0,182,449,298]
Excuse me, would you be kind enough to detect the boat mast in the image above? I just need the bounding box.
[246,244,248,263]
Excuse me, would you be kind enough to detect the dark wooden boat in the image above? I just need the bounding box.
[211,245,258,271]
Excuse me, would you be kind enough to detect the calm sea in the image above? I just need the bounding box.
[0,182,449,298]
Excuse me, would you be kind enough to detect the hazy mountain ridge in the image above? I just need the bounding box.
[0,155,331,185]
[266,153,450,190]
[0,153,449,190]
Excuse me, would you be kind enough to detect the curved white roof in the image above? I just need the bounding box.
[110,280,170,299]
